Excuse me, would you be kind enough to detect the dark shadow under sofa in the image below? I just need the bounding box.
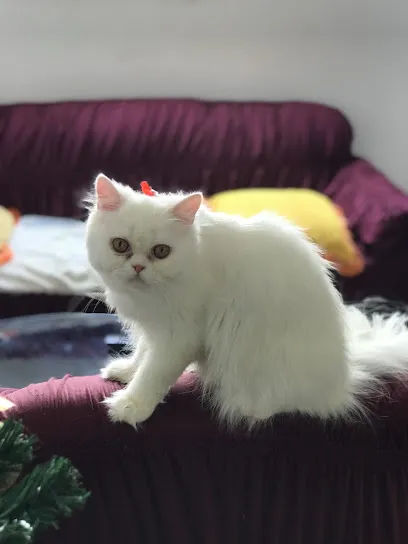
[1,99,408,543]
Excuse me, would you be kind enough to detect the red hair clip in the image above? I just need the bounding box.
[140,181,158,196]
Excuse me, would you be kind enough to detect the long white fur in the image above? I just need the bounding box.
[85,175,408,427]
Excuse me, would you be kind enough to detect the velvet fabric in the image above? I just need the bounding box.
[2,373,408,544]
[0,99,352,217]
[326,160,408,303]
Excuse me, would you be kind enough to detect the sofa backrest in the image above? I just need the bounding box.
[0,99,354,217]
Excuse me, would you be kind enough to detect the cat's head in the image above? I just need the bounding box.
[85,174,203,291]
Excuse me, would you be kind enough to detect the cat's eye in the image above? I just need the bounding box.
[111,237,131,254]
[152,244,171,260]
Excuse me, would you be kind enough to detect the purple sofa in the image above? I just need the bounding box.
[2,99,408,543]
[1,99,408,317]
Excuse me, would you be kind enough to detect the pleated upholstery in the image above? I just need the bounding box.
[0,99,352,217]
[2,374,408,543]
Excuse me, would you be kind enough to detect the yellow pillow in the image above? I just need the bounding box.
[206,188,364,277]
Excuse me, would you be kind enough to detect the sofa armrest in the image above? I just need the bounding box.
[2,374,408,543]
[0,374,209,456]
[326,159,408,246]
[325,159,408,302]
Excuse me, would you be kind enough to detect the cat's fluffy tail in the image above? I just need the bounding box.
[345,306,408,414]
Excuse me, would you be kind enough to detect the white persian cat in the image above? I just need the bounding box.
[85,174,408,427]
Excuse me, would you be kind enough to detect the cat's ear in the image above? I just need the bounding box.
[172,193,203,225]
[95,174,122,211]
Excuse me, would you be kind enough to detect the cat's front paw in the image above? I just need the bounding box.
[103,388,156,427]
[100,357,137,384]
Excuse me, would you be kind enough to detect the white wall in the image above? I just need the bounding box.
[0,0,407,189]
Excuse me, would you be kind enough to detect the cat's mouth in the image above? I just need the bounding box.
[129,274,146,286]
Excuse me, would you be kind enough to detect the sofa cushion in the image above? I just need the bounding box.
[0,100,353,217]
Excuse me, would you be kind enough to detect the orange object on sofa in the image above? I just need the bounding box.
[0,207,19,266]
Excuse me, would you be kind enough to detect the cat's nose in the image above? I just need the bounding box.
[133,264,145,273]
